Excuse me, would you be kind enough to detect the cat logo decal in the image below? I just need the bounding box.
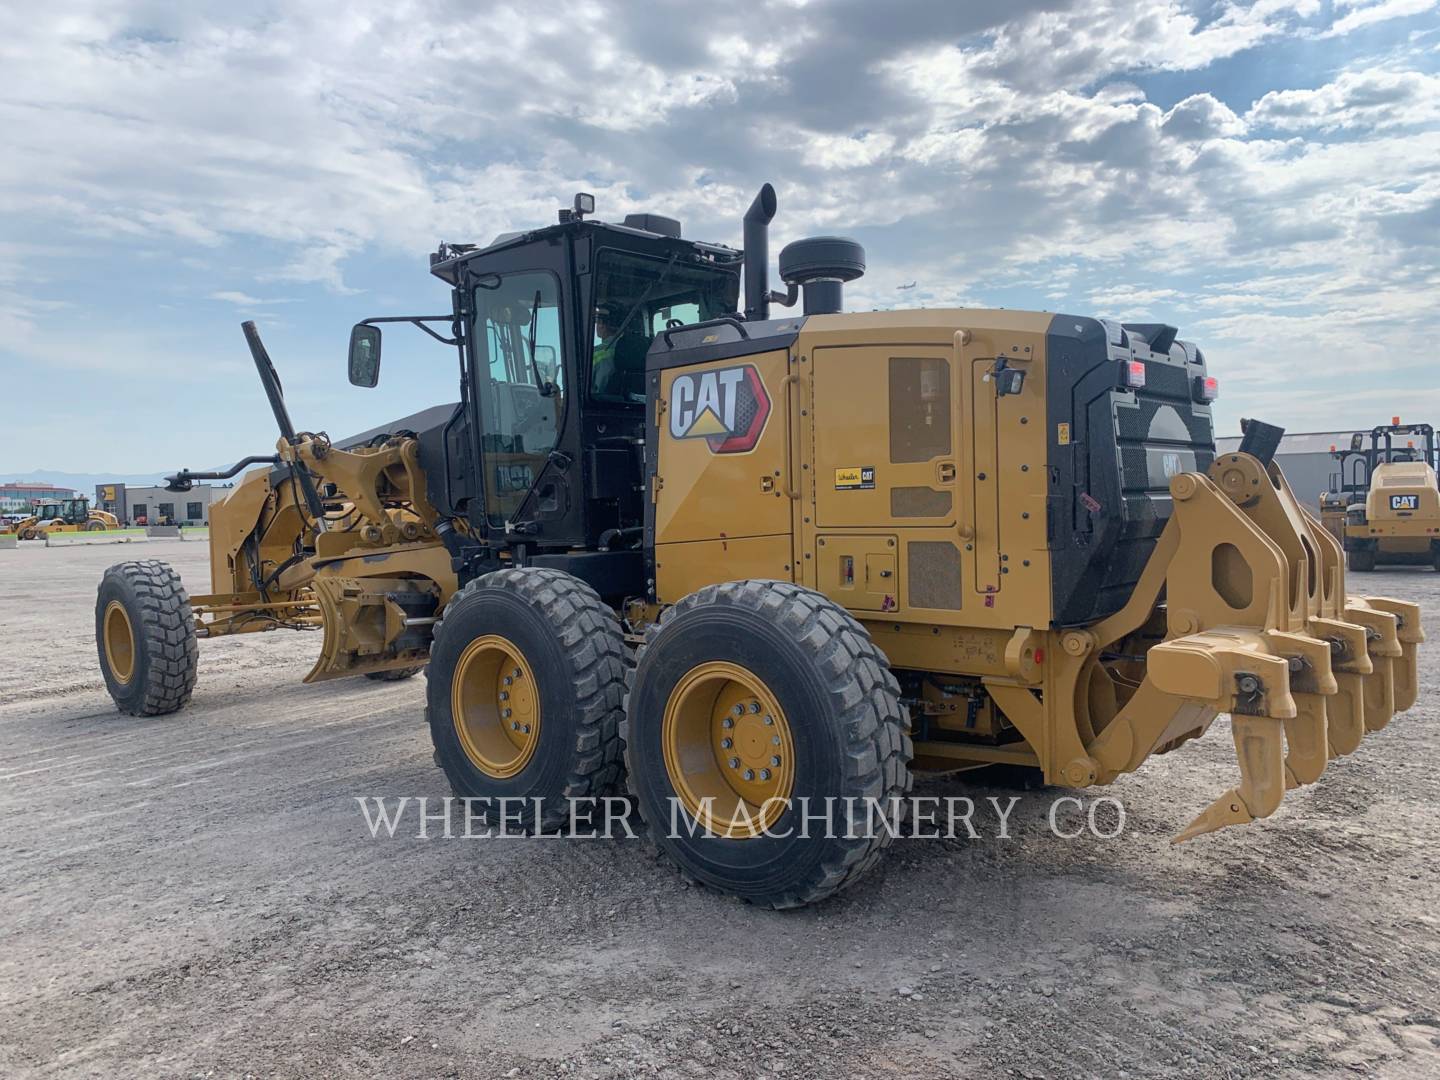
[668,365,771,454]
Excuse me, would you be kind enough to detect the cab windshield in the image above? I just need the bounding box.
[589,250,737,405]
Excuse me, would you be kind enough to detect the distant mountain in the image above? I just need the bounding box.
[0,469,172,494]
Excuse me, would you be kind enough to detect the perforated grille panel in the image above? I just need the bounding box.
[908,541,963,610]
[889,357,952,463]
[891,487,953,518]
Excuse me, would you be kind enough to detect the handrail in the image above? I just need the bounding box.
[661,316,751,349]
[781,373,801,500]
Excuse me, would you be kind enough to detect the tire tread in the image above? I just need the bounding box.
[622,579,912,909]
[98,559,199,716]
[430,568,628,830]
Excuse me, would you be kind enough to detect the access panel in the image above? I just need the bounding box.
[653,348,794,545]
[811,346,957,530]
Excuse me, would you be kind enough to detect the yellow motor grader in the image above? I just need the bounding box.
[7,497,117,539]
[95,187,1422,907]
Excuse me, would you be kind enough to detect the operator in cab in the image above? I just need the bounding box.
[590,300,648,403]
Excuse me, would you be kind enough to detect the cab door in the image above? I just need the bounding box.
[811,347,957,530]
[651,350,795,601]
[469,269,568,531]
[809,345,961,615]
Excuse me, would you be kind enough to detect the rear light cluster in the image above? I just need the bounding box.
[1117,357,1219,401]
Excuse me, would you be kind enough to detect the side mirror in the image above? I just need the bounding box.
[348,324,382,387]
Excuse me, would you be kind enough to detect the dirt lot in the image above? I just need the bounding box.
[2,539,1438,1079]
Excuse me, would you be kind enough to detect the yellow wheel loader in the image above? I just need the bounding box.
[1323,422,1440,572]
[25,497,118,539]
[95,187,1423,907]
[2,512,39,539]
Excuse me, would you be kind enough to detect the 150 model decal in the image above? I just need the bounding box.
[668,364,772,453]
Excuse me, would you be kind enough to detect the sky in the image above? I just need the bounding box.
[2,0,1438,475]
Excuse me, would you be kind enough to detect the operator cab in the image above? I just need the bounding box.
[34,499,86,524]
[349,194,741,593]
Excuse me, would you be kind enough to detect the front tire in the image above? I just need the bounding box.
[96,560,199,716]
[624,580,912,909]
[426,568,627,831]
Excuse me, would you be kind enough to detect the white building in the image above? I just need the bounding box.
[94,482,227,526]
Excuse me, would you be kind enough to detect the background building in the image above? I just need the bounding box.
[1215,431,1357,509]
[0,481,79,513]
[94,482,226,526]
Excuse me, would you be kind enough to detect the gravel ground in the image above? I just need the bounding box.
[1,539,1438,1079]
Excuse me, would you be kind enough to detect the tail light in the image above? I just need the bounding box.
[1121,359,1146,389]
[1193,375,1219,402]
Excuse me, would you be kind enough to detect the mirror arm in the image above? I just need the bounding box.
[358,315,458,346]
[164,455,282,492]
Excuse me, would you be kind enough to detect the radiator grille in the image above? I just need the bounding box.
[908,541,962,610]
[889,356,951,463]
[891,486,953,518]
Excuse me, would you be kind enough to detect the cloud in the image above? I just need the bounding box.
[0,0,1438,465]
[1326,0,1438,37]
[208,290,293,306]
[1161,93,1248,140]
[1248,68,1440,130]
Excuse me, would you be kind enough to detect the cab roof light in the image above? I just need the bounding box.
[1194,374,1219,402]
[1121,359,1146,389]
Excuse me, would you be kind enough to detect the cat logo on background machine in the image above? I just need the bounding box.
[668,364,771,453]
[1320,418,1440,572]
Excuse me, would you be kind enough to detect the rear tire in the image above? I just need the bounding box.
[425,568,627,831]
[624,580,913,909]
[86,520,105,532]
[365,667,422,682]
[96,560,199,716]
[1349,547,1376,572]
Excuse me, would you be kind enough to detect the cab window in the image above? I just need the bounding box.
[473,271,565,527]
[590,250,736,405]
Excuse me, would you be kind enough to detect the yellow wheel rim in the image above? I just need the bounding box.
[662,661,795,839]
[451,634,540,779]
[103,600,136,685]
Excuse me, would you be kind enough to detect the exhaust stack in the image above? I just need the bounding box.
[742,183,777,322]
